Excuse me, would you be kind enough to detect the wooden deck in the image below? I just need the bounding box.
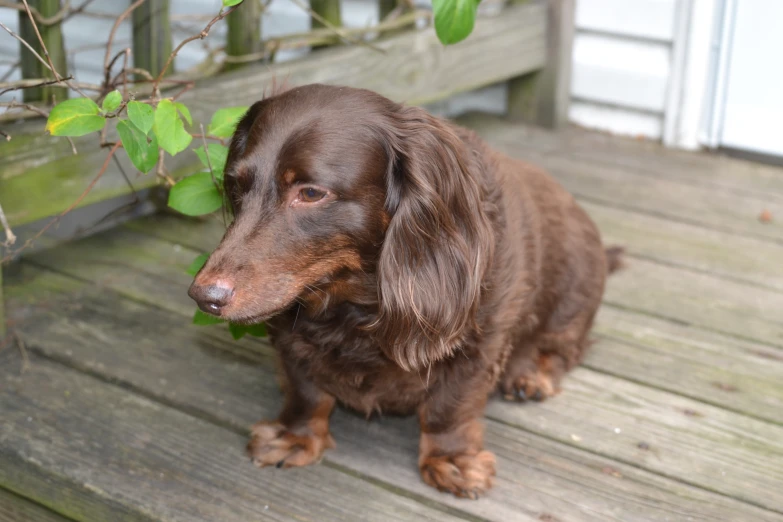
[2,113,783,522]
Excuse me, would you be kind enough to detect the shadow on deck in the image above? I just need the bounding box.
[2,113,783,522]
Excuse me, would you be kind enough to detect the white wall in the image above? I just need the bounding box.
[569,0,682,139]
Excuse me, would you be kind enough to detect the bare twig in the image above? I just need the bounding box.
[104,48,130,91]
[0,60,20,82]
[199,122,219,184]
[221,9,428,64]
[103,0,146,74]
[0,0,97,26]
[15,333,30,374]
[0,0,71,26]
[20,0,63,82]
[151,3,242,95]
[121,48,131,98]
[0,20,52,75]
[1,141,121,262]
[0,76,74,97]
[0,19,91,98]
[0,100,49,117]
[287,0,384,52]
[0,202,16,246]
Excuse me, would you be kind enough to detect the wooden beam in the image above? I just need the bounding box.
[507,0,574,128]
[132,0,173,79]
[225,0,263,72]
[0,2,547,229]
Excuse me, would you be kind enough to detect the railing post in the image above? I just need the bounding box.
[18,0,69,103]
[132,0,173,79]
[226,0,263,71]
[506,0,574,128]
[310,0,341,47]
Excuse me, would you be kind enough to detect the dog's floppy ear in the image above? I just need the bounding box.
[373,106,494,371]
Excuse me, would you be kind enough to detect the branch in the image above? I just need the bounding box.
[151,3,242,95]
[0,0,98,26]
[20,0,63,82]
[0,202,16,247]
[0,76,74,97]
[102,0,146,74]
[287,0,384,53]
[1,141,121,263]
[0,0,70,26]
[0,17,91,98]
[221,9,429,64]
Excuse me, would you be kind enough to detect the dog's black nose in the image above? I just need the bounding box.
[188,282,234,315]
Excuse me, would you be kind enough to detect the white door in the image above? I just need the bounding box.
[709,0,783,157]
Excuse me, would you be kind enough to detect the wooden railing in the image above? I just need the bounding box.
[0,0,574,337]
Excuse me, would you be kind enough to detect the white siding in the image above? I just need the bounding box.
[569,0,681,139]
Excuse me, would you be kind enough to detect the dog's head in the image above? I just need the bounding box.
[189,84,493,370]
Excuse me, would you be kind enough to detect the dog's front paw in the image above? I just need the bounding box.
[247,421,335,469]
[420,450,496,499]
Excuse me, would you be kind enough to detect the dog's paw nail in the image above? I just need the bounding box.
[276,460,285,469]
[531,389,544,401]
[469,489,480,500]
[516,388,527,401]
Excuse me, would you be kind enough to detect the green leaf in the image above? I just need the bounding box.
[116,120,159,173]
[244,323,267,337]
[168,171,223,216]
[228,322,268,340]
[223,0,243,6]
[433,0,479,45]
[127,101,154,135]
[102,90,122,112]
[193,309,225,325]
[175,102,192,125]
[153,99,193,156]
[194,143,228,179]
[228,322,246,340]
[186,253,210,276]
[45,98,106,137]
[208,106,249,138]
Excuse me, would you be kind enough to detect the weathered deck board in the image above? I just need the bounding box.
[590,307,783,425]
[0,489,72,522]
[582,202,783,291]
[24,216,783,426]
[33,217,783,354]
[457,114,783,242]
[5,112,783,521]
[458,113,783,198]
[4,265,782,522]
[0,350,470,522]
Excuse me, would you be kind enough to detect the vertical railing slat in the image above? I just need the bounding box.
[132,0,173,79]
[18,0,68,103]
[226,0,263,71]
[310,0,341,47]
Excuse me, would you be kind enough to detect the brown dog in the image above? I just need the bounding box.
[189,84,622,499]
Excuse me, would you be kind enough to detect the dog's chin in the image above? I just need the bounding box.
[221,303,294,325]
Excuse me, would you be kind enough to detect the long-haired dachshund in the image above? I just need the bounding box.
[188,84,622,499]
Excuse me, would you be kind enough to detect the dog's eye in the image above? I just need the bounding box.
[299,187,327,203]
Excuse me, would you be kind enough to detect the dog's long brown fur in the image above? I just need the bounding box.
[189,84,623,499]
